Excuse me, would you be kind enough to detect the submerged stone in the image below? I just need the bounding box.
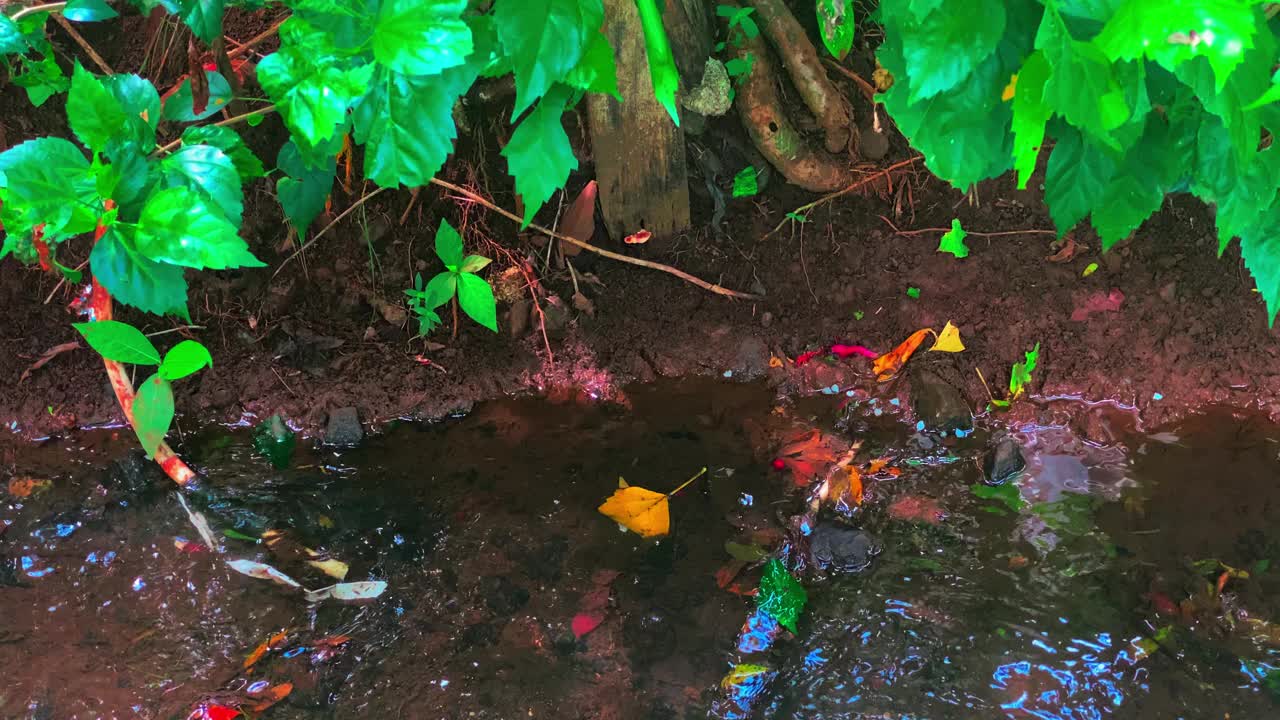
[985,436,1026,485]
[810,524,878,573]
[324,407,364,447]
[908,355,973,432]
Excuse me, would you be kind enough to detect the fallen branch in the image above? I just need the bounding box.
[878,216,1057,238]
[770,155,921,234]
[51,13,112,75]
[226,14,288,60]
[429,178,762,300]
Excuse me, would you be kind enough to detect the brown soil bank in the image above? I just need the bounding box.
[2,157,1276,444]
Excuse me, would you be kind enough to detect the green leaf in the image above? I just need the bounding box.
[894,0,1005,102]
[158,339,213,380]
[423,271,457,309]
[906,286,921,299]
[434,217,464,267]
[354,64,476,187]
[502,85,577,226]
[634,0,680,125]
[1091,116,1176,248]
[755,558,807,633]
[69,63,128,153]
[258,37,374,147]
[816,0,855,60]
[1043,127,1117,235]
[724,541,769,562]
[372,0,472,75]
[1239,204,1280,325]
[276,140,336,235]
[732,166,758,198]
[165,0,225,44]
[971,481,1025,512]
[135,187,264,270]
[0,15,28,54]
[1094,0,1258,91]
[564,30,620,99]
[161,70,233,122]
[160,144,243,223]
[252,415,296,470]
[132,374,175,457]
[1036,7,1130,148]
[181,126,266,180]
[0,137,98,239]
[458,254,491,273]
[1010,51,1051,189]
[89,229,190,317]
[13,53,70,106]
[72,320,162,365]
[99,139,155,212]
[103,74,162,146]
[63,0,119,22]
[1009,341,1040,398]
[937,219,970,258]
[493,0,598,118]
[457,272,498,332]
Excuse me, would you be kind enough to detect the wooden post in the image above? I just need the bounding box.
[587,0,691,242]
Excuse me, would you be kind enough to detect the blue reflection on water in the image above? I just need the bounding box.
[991,631,1145,718]
[737,609,781,654]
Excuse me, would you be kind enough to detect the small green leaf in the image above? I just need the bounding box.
[372,0,472,75]
[63,0,119,22]
[1009,342,1040,398]
[158,340,213,380]
[785,211,807,223]
[458,254,491,273]
[732,166,758,198]
[971,482,1025,512]
[457,272,498,332]
[73,320,162,365]
[564,30,620,99]
[1082,262,1098,277]
[755,558,806,633]
[435,218,465,267]
[906,287,921,299]
[246,113,264,127]
[634,0,680,125]
[724,541,768,562]
[816,0,855,61]
[132,374,175,457]
[276,139,336,235]
[12,53,70,107]
[937,219,969,258]
[424,271,457,309]
[854,310,864,320]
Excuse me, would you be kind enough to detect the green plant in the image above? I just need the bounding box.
[875,0,1280,324]
[72,320,212,456]
[716,4,759,86]
[405,219,497,336]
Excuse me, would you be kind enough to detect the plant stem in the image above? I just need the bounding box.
[10,2,66,21]
[771,155,922,235]
[273,187,387,278]
[666,467,708,497]
[451,294,459,341]
[151,104,277,156]
[878,216,1057,238]
[428,178,763,301]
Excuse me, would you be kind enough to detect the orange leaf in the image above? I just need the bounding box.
[250,682,293,713]
[774,430,839,486]
[597,468,706,537]
[867,458,890,474]
[872,328,932,381]
[559,181,597,256]
[8,476,51,498]
[243,631,289,669]
[823,466,863,508]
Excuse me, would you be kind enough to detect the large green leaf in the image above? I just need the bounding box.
[1238,202,1280,325]
[90,229,190,317]
[435,217,464,267]
[181,126,266,180]
[493,0,597,118]
[0,137,98,239]
[161,70,233,121]
[1176,35,1273,164]
[72,320,161,365]
[63,0,119,22]
[354,64,475,187]
[158,340,213,380]
[159,144,243,223]
[0,15,27,54]
[1036,7,1129,149]
[135,187,264,270]
[816,0,855,60]
[457,272,497,332]
[163,0,225,44]
[1094,0,1258,90]
[501,85,577,227]
[1010,50,1051,189]
[258,34,374,147]
[1043,126,1118,234]
[67,64,128,153]
[103,74,162,147]
[276,140,336,235]
[132,374,175,457]
[890,0,1006,102]
[564,30,619,99]
[372,0,471,75]
[755,558,807,633]
[634,0,680,125]
[1091,116,1174,248]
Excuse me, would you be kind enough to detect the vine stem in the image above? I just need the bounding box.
[9,1,66,21]
[878,216,1057,238]
[428,178,763,301]
[151,103,277,157]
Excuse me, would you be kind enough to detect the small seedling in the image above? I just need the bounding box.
[405,219,498,337]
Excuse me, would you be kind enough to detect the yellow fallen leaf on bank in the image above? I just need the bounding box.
[872,328,932,381]
[928,321,965,353]
[597,467,707,538]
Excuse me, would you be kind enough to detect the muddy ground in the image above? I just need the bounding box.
[2,13,1279,444]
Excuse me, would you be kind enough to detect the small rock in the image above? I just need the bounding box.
[733,336,770,378]
[984,436,1025,484]
[1159,282,1177,303]
[859,127,890,161]
[908,358,974,432]
[760,311,774,328]
[810,524,878,573]
[324,407,364,446]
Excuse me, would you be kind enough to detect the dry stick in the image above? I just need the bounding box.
[878,216,1057,238]
[771,156,923,235]
[226,14,289,60]
[10,1,66,21]
[151,103,277,156]
[429,178,763,301]
[52,14,113,74]
[273,187,388,278]
[42,258,89,304]
[821,58,876,103]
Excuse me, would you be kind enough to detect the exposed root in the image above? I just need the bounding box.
[747,0,852,154]
[770,155,922,235]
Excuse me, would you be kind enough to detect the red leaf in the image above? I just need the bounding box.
[887,495,946,525]
[189,704,240,720]
[571,613,603,638]
[794,350,822,366]
[829,344,878,359]
[559,181,597,256]
[623,229,651,245]
[1070,289,1124,321]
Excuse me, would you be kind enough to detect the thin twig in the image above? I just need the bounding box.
[771,156,923,235]
[273,187,388,278]
[879,216,1057,238]
[52,14,112,74]
[151,104,277,157]
[10,2,66,21]
[821,58,876,102]
[429,178,762,301]
[42,259,89,304]
[226,14,288,60]
[144,325,205,338]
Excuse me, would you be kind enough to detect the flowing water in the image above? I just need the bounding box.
[2,380,1279,719]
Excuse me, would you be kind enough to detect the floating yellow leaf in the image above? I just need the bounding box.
[928,321,965,353]
[597,468,706,538]
[308,557,350,580]
[872,328,932,381]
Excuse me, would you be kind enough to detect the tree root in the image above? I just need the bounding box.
[730,10,853,192]
[746,0,852,154]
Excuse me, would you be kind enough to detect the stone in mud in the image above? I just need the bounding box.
[733,336,770,378]
[985,436,1026,485]
[481,575,530,616]
[324,407,364,446]
[908,355,973,432]
[810,524,878,572]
